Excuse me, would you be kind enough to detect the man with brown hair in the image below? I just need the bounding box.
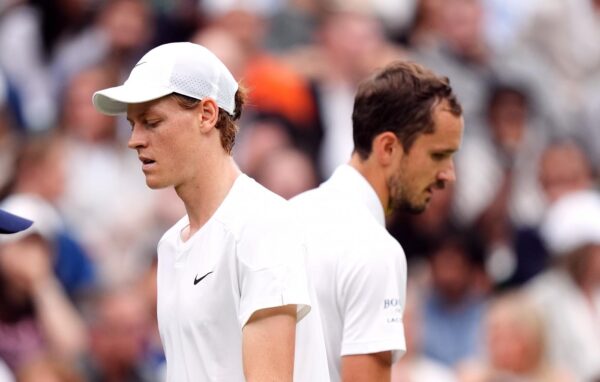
[92,42,329,382]
[292,61,464,381]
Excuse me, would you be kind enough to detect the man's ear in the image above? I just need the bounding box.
[372,131,402,166]
[198,98,219,132]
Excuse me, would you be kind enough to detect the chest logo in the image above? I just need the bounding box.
[193,271,214,285]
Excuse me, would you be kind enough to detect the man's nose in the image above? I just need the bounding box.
[127,125,146,150]
[438,161,456,183]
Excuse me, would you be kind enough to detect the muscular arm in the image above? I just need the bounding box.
[342,351,392,382]
[242,304,297,382]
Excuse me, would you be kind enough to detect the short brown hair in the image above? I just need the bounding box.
[170,85,247,154]
[352,61,462,159]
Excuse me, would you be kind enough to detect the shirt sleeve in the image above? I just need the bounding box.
[339,236,407,362]
[236,208,312,328]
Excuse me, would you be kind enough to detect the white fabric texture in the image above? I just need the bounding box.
[156,174,329,382]
[291,164,407,382]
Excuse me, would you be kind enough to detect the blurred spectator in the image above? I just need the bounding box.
[254,147,319,200]
[0,227,87,373]
[200,0,286,19]
[1,133,96,297]
[582,79,600,170]
[408,0,546,137]
[518,0,600,135]
[133,257,165,381]
[234,114,294,177]
[150,0,199,47]
[457,291,574,382]
[0,0,57,131]
[401,0,445,49]
[538,139,595,205]
[52,0,154,96]
[79,285,158,382]
[454,82,546,227]
[482,0,537,52]
[453,82,548,287]
[392,283,457,382]
[0,71,21,193]
[192,10,323,168]
[528,190,600,381]
[191,26,247,79]
[264,0,323,52]
[16,353,84,382]
[58,66,158,286]
[421,233,487,367]
[408,0,491,127]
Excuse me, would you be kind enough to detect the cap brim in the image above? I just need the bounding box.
[0,209,33,234]
[92,83,173,115]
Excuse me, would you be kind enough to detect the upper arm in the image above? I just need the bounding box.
[242,304,297,382]
[341,351,392,382]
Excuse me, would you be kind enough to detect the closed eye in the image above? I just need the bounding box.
[144,119,161,128]
[431,152,450,161]
[431,148,457,161]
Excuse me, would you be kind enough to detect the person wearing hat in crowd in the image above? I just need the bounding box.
[0,210,32,382]
[291,61,464,381]
[527,189,600,382]
[92,42,328,382]
[0,204,87,379]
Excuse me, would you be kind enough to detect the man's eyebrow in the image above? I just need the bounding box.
[126,110,149,124]
[433,148,458,155]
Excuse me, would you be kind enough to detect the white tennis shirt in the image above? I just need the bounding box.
[156,174,329,381]
[291,164,407,381]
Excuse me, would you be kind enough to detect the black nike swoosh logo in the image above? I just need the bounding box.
[193,271,214,285]
[134,61,147,68]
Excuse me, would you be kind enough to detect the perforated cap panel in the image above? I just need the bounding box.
[93,42,238,115]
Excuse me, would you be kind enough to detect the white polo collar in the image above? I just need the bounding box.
[324,164,385,226]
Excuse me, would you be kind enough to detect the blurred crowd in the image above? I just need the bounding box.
[0,0,599,381]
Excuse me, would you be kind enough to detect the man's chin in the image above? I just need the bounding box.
[401,203,427,214]
[145,178,168,190]
[398,199,428,214]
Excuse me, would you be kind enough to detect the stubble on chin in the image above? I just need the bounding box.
[387,176,428,215]
[399,198,427,214]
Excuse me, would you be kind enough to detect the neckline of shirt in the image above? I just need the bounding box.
[176,173,248,250]
[327,164,385,226]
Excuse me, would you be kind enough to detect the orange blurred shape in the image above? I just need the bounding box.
[244,56,316,128]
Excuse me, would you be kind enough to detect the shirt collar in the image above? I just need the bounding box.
[324,164,386,226]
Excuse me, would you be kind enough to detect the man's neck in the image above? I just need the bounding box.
[348,154,389,211]
[177,155,241,240]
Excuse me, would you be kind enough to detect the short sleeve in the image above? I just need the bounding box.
[339,237,407,362]
[236,209,312,328]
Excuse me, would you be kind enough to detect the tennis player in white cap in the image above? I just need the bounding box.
[92,42,328,382]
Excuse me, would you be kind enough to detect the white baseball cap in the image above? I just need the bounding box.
[541,190,600,255]
[92,42,238,115]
